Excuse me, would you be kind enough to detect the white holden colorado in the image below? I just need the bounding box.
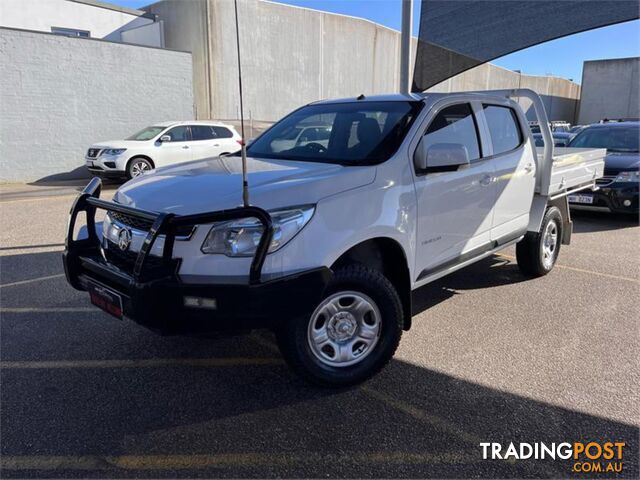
[64,89,604,386]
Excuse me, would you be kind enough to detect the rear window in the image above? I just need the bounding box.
[483,105,522,155]
[213,126,234,138]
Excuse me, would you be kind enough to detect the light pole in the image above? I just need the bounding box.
[399,0,413,94]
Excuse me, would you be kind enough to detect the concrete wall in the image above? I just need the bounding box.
[146,0,580,124]
[577,57,640,125]
[428,64,580,123]
[0,28,194,182]
[0,0,162,46]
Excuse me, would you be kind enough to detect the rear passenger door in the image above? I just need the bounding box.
[190,125,224,160]
[477,103,536,241]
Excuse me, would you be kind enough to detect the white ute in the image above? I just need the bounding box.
[64,89,605,386]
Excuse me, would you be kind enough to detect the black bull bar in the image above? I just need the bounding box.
[63,177,274,286]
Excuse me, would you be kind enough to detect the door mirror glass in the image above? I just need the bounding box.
[415,140,470,171]
[159,135,171,143]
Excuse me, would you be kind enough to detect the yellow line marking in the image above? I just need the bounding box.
[496,254,639,283]
[0,357,283,369]
[0,452,478,470]
[0,274,65,288]
[1,307,96,313]
[360,386,482,445]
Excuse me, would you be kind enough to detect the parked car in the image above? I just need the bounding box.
[85,121,242,179]
[529,120,571,134]
[532,132,573,147]
[64,89,605,386]
[567,122,639,214]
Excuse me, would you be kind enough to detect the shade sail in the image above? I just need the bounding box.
[412,0,639,92]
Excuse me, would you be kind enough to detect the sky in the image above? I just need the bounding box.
[114,0,639,83]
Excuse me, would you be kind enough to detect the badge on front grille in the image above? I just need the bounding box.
[117,228,132,251]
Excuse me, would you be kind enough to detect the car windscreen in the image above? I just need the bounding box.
[126,126,166,141]
[569,126,640,153]
[246,101,423,165]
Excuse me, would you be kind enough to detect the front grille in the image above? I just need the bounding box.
[107,211,194,238]
[103,239,164,274]
[596,175,616,187]
[87,148,101,158]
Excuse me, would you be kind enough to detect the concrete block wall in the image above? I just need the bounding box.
[428,64,580,123]
[0,28,194,183]
[147,0,580,124]
[577,57,639,125]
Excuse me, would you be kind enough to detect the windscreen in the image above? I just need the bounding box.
[412,1,639,92]
[246,101,423,165]
[569,126,639,153]
[126,126,165,141]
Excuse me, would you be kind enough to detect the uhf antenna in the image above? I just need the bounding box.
[234,0,249,207]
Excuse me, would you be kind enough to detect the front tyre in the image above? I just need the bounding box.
[516,206,562,277]
[276,265,403,387]
[126,158,153,179]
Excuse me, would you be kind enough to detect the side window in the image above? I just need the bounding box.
[165,126,191,142]
[423,103,481,162]
[483,105,523,155]
[191,125,216,141]
[212,126,234,139]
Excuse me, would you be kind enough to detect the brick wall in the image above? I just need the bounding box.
[0,28,193,182]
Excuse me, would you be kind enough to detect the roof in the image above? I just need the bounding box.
[68,0,156,19]
[153,120,235,128]
[587,121,640,128]
[310,93,425,105]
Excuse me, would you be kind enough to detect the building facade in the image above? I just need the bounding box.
[145,0,581,123]
[0,0,164,47]
[577,57,640,125]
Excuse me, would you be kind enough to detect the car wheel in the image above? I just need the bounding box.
[276,264,403,387]
[516,206,562,277]
[127,158,153,179]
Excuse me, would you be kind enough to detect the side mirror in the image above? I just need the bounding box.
[414,139,470,171]
[159,135,171,143]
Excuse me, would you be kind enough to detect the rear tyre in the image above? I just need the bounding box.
[516,206,562,277]
[276,265,403,387]
[126,158,153,179]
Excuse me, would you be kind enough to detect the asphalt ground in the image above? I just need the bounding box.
[0,186,638,478]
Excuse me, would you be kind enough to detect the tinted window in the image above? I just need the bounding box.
[423,103,481,161]
[191,125,215,141]
[568,126,639,153]
[165,126,191,142]
[212,126,234,138]
[246,101,422,165]
[483,105,522,155]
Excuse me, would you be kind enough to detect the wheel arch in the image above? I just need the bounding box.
[330,237,413,330]
[126,155,155,171]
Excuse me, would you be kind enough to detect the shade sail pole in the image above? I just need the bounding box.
[234,0,249,207]
[399,0,413,94]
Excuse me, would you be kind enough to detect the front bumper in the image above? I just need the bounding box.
[569,182,639,214]
[85,156,126,178]
[63,178,332,335]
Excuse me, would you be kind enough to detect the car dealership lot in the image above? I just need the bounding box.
[1,187,638,478]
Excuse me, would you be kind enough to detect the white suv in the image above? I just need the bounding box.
[85,121,242,179]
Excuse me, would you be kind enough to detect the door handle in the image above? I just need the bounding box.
[212,144,220,147]
[524,163,534,173]
[480,174,493,186]
[182,146,189,149]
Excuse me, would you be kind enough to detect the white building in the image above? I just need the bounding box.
[0,0,164,47]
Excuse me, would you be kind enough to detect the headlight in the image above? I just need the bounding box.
[614,171,639,182]
[201,205,315,256]
[101,148,127,156]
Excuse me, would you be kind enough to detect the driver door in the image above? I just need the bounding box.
[154,125,193,167]
[413,102,497,281]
